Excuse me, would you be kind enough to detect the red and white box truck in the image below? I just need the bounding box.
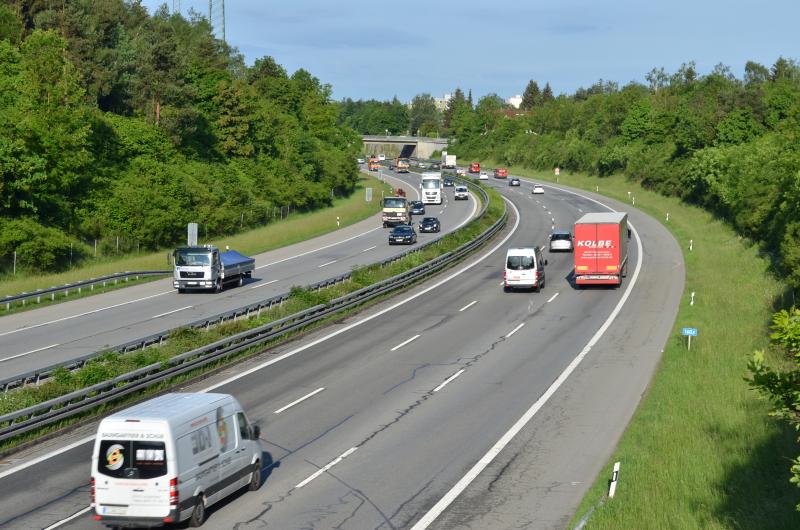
[573,212,628,286]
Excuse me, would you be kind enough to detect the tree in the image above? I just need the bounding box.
[467,89,473,108]
[520,80,540,110]
[214,79,255,157]
[745,61,770,85]
[541,82,554,103]
[409,93,440,136]
[443,87,466,129]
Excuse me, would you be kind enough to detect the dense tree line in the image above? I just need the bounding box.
[0,0,360,273]
[448,59,800,290]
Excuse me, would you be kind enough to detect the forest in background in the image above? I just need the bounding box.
[0,0,360,273]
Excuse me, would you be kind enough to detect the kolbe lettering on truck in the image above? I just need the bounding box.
[576,240,614,248]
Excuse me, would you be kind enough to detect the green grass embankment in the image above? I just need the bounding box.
[485,162,798,529]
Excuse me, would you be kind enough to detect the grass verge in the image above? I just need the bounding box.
[0,174,391,300]
[0,183,504,454]
[487,162,798,529]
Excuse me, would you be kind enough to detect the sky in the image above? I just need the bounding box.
[142,0,800,103]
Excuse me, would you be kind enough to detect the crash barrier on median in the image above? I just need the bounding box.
[2,270,171,311]
[0,179,499,443]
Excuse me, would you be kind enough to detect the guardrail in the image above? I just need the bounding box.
[2,270,171,311]
[0,179,500,443]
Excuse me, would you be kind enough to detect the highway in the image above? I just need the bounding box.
[0,171,683,529]
[0,170,477,380]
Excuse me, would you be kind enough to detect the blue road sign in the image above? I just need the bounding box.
[681,327,698,337]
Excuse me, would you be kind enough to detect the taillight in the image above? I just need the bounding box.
[90,477,95,505]
[169,477,179,506]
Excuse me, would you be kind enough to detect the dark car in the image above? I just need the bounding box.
[410,200,425,215]
[431,162,441,170]
[509,177,521,186]
[419,216,441,233]
[443,177,455,187]
[388,224,417,245]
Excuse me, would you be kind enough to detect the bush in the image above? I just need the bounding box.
[0,218,86,273]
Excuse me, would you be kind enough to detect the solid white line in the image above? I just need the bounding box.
[362,245,377,252]
[459,300,478,312]
[274,387,325,414]
[391,334,420,352]
[250,279,279,289]
[294,447,358,489]
[0,291,173,338]
[505,323,525,338]
[255,227,380,270]
[318,260,337,268]
[410,223,643,530]
[0,199,523,481]
[1,343,60,363]
[43,506,93,530]
[578,208,584,212]
[547,292,559,303]
[151,305,191,319]
[433,369,465,393]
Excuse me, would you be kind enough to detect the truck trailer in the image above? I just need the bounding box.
[173,246,255,292]
[573,212,628,286]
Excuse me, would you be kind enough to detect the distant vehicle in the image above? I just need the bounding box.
[478,172,489,180]
[418,161,428,169]
[173,246,254,293]
[368,157,381,171]
[431,162,441,170]
[443,177,455,187]
[388,224,417,245]
[378,154,386,161]
[441,152,457,169]
[92,393,262,528]
[410,200,426,215]
[532,184,545,194]
[504,246,547,292]
[549,231,574,252]
[509,177,521,186]
[420,172,443,205]
[395,187,406,197]
[469,162,481,173]
[573,212,629,287]
[494,168,508,178]
[395,157,410,173]
[456,168,466,176]
[357,157,365,164]
[382,196,410,227]
[419,216,441,233]
[454,185,469,200]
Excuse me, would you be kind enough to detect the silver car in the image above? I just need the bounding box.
[549,231,574,252]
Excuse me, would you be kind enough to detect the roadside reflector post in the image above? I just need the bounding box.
[689,239,693,251]
[632,195,635,206]
[666,212,670,222]
[608,462,621,498]
[690,291,695,306]
[337,216,340,227]
[596,185,599,192]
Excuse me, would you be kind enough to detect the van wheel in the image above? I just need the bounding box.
[215,279,223,293]
[238,276,244,287]
[248,460,262,491]
[189,495,206,527]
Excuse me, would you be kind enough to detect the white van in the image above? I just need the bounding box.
[91,393,262,528]
[504,247,547,292]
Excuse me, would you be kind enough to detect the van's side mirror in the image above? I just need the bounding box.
[252,425,261,439]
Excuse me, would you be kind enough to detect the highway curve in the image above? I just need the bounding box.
[0,173,682,530]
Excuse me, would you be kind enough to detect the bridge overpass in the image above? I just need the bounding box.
[362,135,450,159]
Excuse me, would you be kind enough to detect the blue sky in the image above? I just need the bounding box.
[143,1,799,102]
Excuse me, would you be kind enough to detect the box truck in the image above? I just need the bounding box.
[173,246,255,293]
[441,151,457,169]
[573,212,628,286]
[91,393,262,528]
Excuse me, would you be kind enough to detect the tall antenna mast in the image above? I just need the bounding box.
[208,0,226,43]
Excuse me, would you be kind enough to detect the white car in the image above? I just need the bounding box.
[549,231,574,252]
[456,168,466,176]
[532,184,545,194]
[454,185,469,200]
[378,154,386,161]
[357,158,365,164]
[479,172,489,180]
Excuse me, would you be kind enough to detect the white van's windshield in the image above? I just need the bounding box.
[98,440,167,480]
[507,255,535,270]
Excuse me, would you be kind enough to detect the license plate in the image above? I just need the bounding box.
[102,506,127,516]
[188,281,197,285]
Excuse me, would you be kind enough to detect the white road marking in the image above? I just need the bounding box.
[459,300,478,312]
[1,343,60,363]
[250,279,279,289]
[0,198,524,481]
[362,245,377,252]
[274,387,325,414]
[151,305,191,319]
[43,506,93,530]
[410,222,644,530]
[255,227,380,270]
[0,291,173,338]
[391,334,420,351]
[578,208,584,212]
[505,323,525,338]
[294,447,358,489]
[318,260,337,268]
[439,210,444,214]
[433,369,465,392]
[498,281,505,287]
[547,293,559,303]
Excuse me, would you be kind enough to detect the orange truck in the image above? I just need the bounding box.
[368,157,380,171]
[493,168,508,178]
[469,162,481,173]
[573,212,629,286]
[395,157,410,173]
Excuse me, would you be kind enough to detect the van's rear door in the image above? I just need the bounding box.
[94,437,171,519]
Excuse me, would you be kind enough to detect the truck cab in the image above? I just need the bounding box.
[382,197,410,227]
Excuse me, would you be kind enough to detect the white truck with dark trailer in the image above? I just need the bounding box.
[173,246,255,293]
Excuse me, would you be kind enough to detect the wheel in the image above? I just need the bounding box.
[248,460,262,491]
[189,495,206,527]
[215,279,223,293]
[177,288,185,294]
[503,285,510,293]
[238,276,244,287]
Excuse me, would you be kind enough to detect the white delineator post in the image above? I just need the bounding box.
[608,461,621,498]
